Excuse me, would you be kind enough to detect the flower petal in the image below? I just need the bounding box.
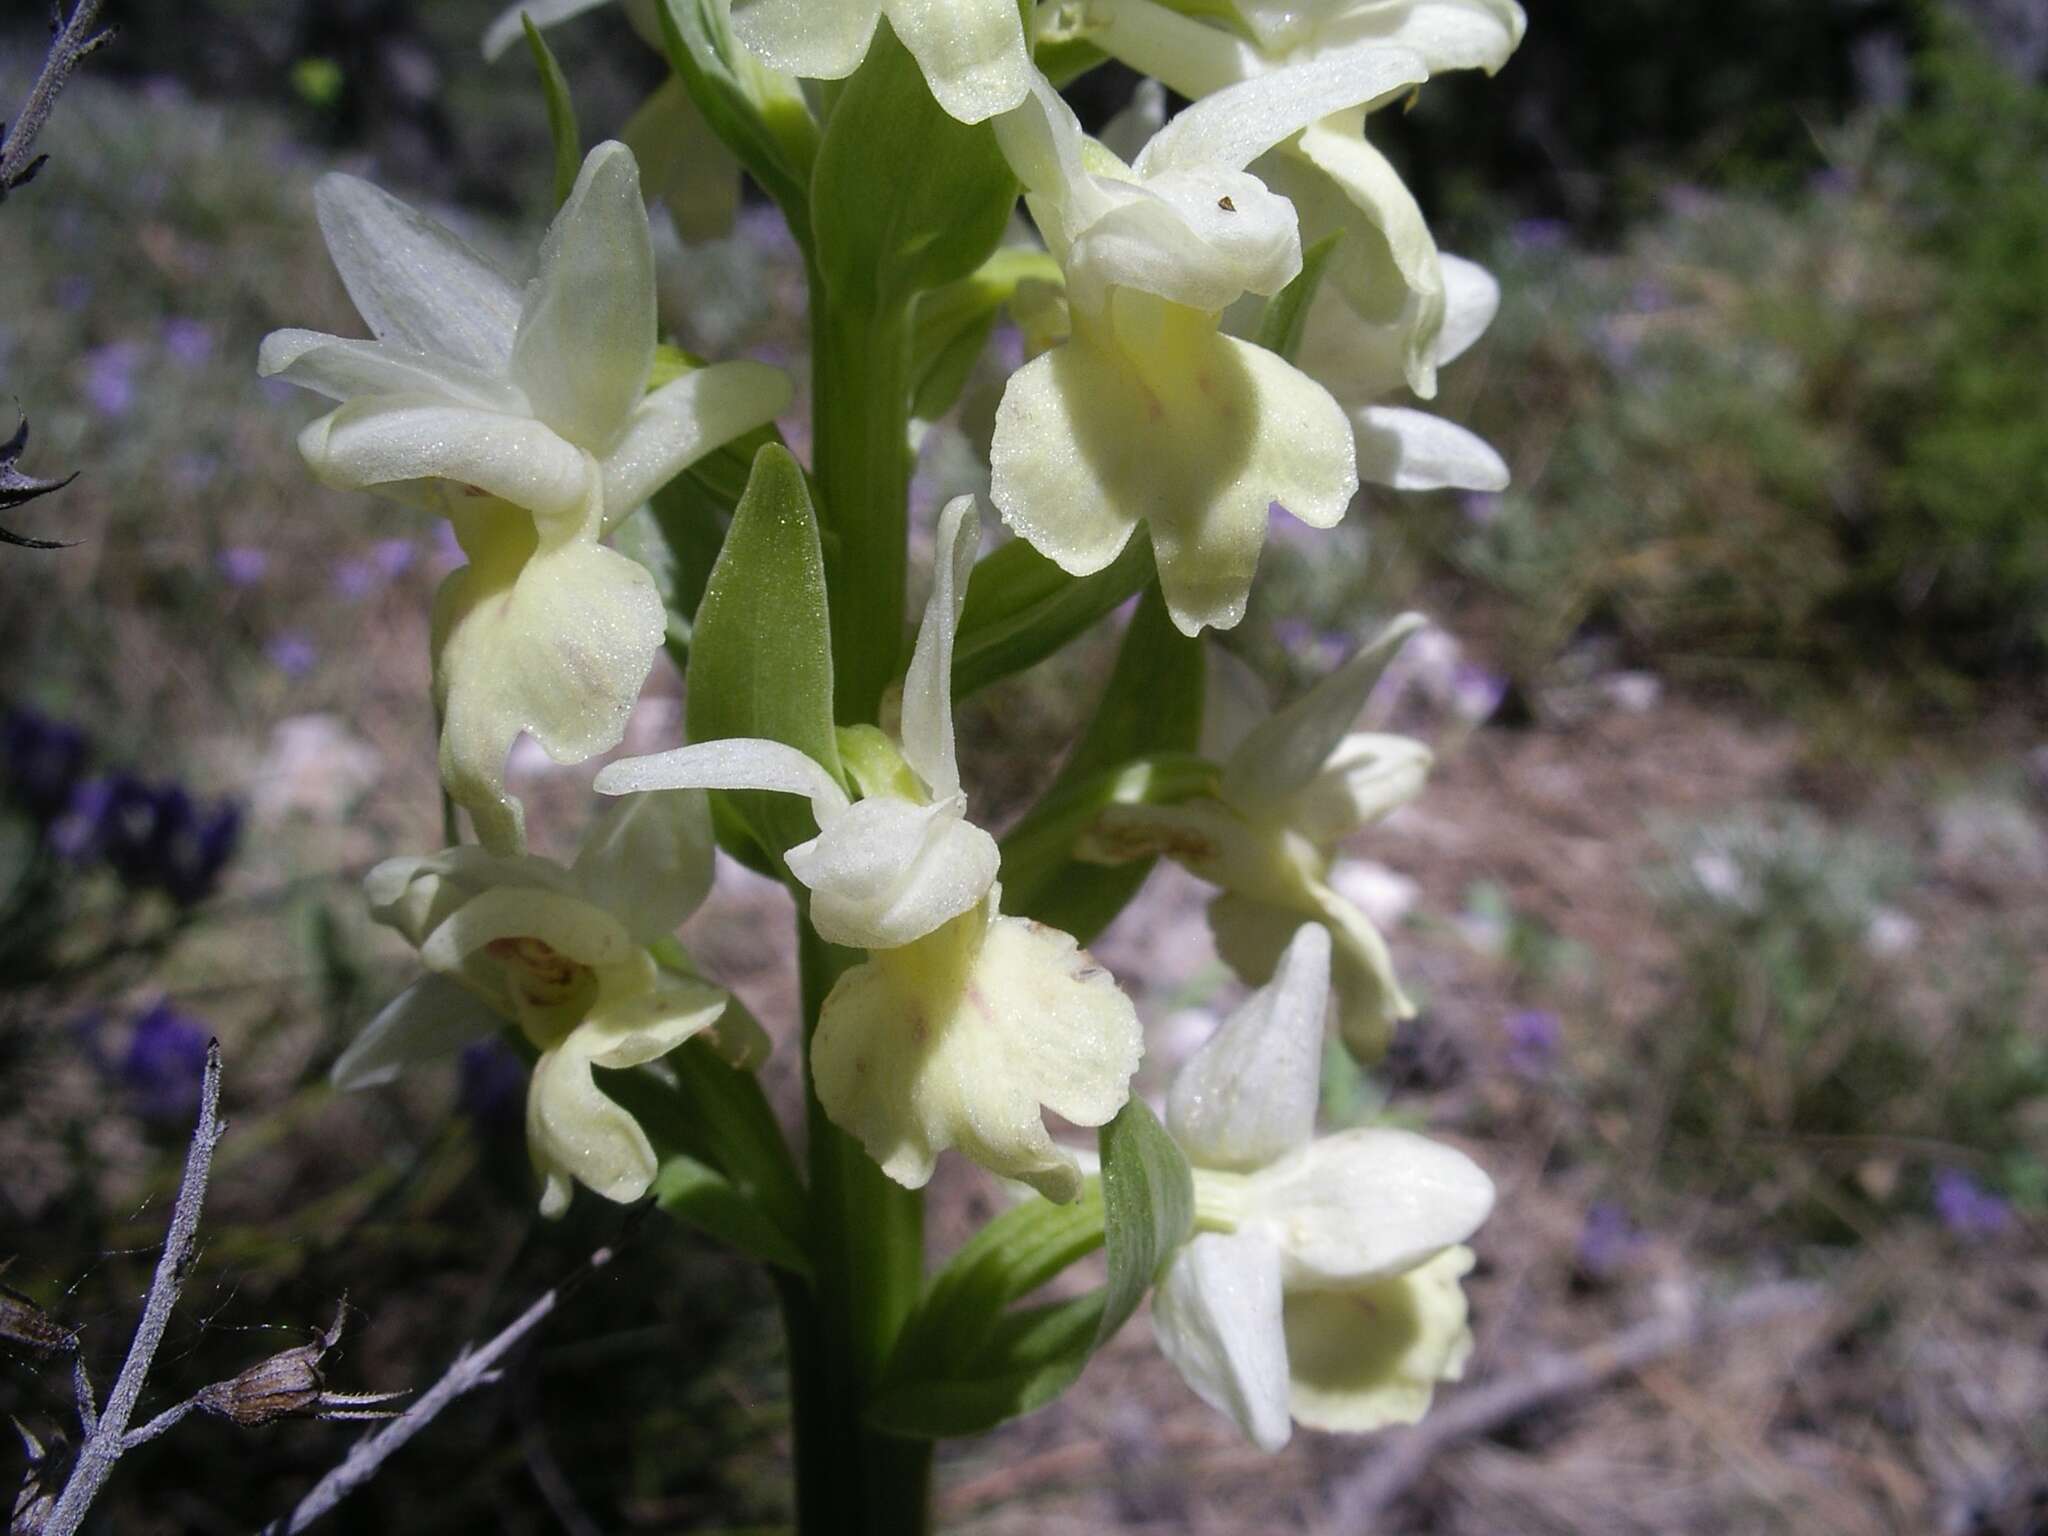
[527,1040,658,1216]
[1281,731,1432,848]
[1208,884,1415,1060]
[1088,0,1261,100]
[1318,0,1527,74]
[594,737,850,823]
[810,899,1141,1199]
[577,967,729,1068]
[1151,1231,1294,1452]
[570,789,716,944]
[1134,46,1427,180]
[1435,252,1500,368]
[417,882,636,974]
[481,0,618,60]
[331,974,505,1090]
[313,174,523,372]
[297,396,596,519]
[511,141,656,453]
[991,313,1354,637]
[435,512,666,852]
[1169,925,1330,1170]
[600,360,792,524]
[257,330,528,412]
[730,0,880,81]
[1220,614,1426,813]
[1353,404,1509,492]
[882,0,1032,123]
[1245,1129,1493,1285]
[1283,1245,1477,1433]
[899,496,978,801]
[789,795,1000,951]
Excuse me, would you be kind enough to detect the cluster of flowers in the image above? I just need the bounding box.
[267,0,1525,1452]
[2,704,239,907]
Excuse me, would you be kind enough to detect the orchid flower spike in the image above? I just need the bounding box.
[1082,613,1432,1057]
[333,792,755,1217]
[1149,925,1494,1449]
[987,53,1428,635]
[730,0,1032,123]
[1081,0,1521,481]
[259,143,790,851]
[597,498,1142,1199]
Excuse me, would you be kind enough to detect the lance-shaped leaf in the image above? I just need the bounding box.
[681,444,843,866]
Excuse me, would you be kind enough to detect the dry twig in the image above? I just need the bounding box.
[0,1,115,202]
[1328,1279,1830,1527]
[257,1248,617,1536]
[42,1040,227,1536]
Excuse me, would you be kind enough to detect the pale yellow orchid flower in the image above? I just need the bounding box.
[1080,0,1520,482]
[1146,926,1492,1448]
[259,142,790,850]
[730,0,1034,123]
[1081,614,1431,1056]
[333,792,748,1218]
[597,498,1142,1200]
[987,52,1430,635]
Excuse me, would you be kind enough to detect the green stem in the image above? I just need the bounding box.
[790,917,932,1535]
[809,275,914,725]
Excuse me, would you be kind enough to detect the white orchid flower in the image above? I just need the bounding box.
[334,792,746,1218]
[258,142,790,851]
[597,498,1143,1199]
[728,0,1033,124]
[987,54,1428,636]
[1081,614,1431,1056]
[1147,925,1493,1449]
[1083,0,1521,419]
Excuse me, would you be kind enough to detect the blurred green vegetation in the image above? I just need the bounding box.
[1427,29,2048,701]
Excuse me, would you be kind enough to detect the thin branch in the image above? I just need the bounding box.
[258,1248,616,1536]
[1327,1279,1829,1527]
[43,1040,227,1536]
[0,0,116,201]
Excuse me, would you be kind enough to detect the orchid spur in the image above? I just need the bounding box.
[258,141,790,852]
[1147,924,1493,1449]
[1082,613,1432,1057]
[597,498,1142,1200]
[333,791,750,1217]
[986,50,1432,636]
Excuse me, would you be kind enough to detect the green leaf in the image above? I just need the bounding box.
[654,1154,812,1278]
[811,21,1017,311]
[953,536,1155,702]
[1094,1096,1194,1349]
[867,1188,1107,1437]
[1257,231,1341,364]
[910,247,1065,423]
[866,1097,1195,1438]
[1002,584,1206,940]
[685,444,843,864]
[522,15,581,209]
[655,0,817,247]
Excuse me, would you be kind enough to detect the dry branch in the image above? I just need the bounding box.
[1328,1279,1829,1527]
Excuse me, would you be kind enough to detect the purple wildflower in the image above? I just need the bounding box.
[457,1039,527,1132]
[1450,662,1507,724]
[1502,1008,1561,1077]
[216,546,270,587]
[120,1001,212,1122]
[161,318,215,370]
[150,788,241,906]
[81,342,144,417]
[369,537,418,578]
[1574,1201,1645,1281]
[2,705,92,822]
[332,559,380,601]
[268,632,319,677]
[1932,1169,2012,1240]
